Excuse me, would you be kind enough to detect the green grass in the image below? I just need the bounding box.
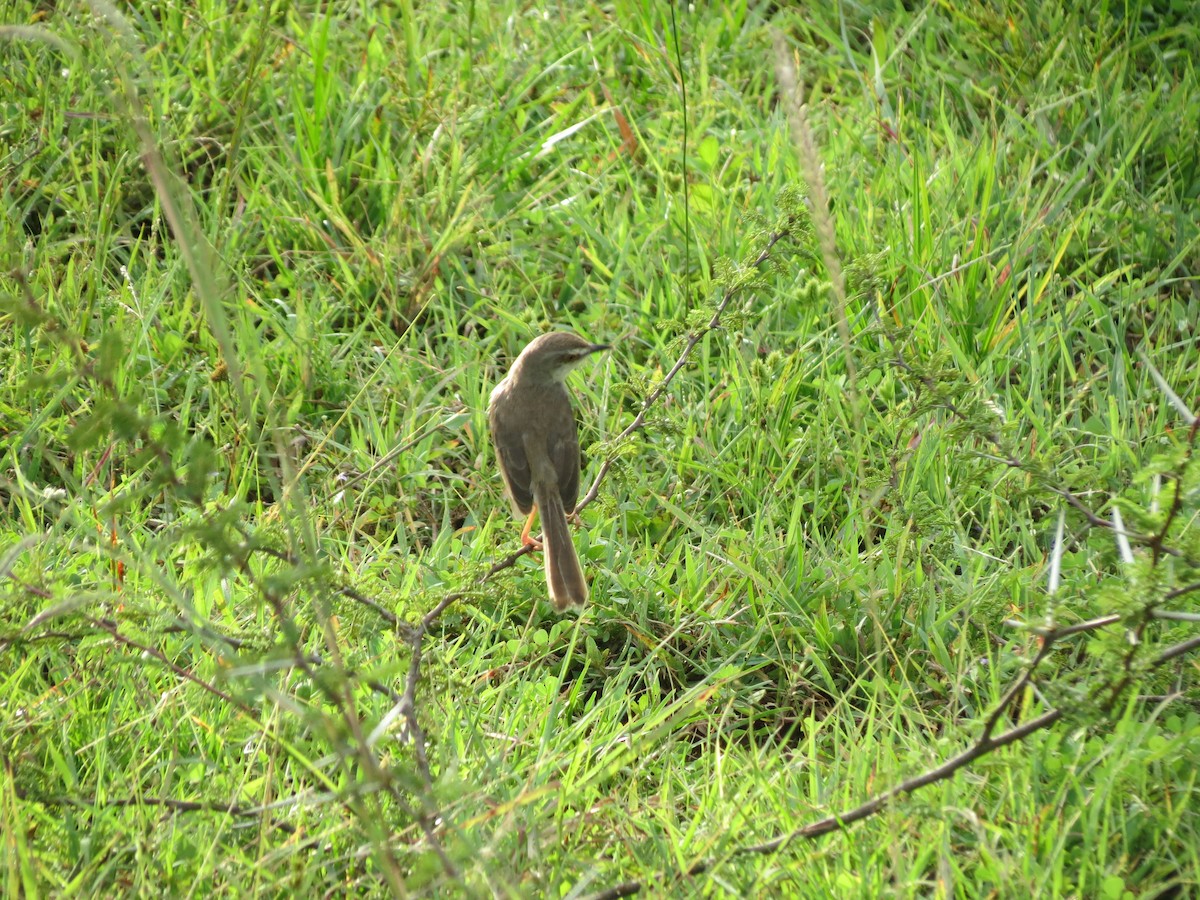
[2,0,1199,896]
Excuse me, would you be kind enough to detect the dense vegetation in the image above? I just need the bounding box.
[2,1,1198,896]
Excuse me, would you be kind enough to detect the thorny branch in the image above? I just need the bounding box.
[581,604,1200,900]
[575,353,1200,898]
[888,340,1200,562]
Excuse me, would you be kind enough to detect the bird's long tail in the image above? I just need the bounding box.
[534,485,588,609]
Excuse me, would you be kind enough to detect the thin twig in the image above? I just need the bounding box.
[581,624,1200,900]
[583,407,1200,898]
[35,794,299,834]
[87,616,255,715]
[578,229,791,512]
[771,31,867,539]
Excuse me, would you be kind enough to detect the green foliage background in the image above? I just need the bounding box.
[2,1,1198,896]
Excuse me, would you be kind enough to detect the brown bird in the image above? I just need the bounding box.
[487,331,609,609]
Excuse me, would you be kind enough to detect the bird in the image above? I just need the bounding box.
[487,331,609,609]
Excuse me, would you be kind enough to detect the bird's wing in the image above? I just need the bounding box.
[548,408,582,514]
[489,403,535,515]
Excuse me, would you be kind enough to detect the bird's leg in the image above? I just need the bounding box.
[520,508,543,550]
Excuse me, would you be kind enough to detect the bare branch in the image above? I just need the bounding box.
[580,625,1200,900]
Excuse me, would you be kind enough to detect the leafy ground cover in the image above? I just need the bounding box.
[2,1,1198,896]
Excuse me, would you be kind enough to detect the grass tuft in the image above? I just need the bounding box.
[2,1,1198,896]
